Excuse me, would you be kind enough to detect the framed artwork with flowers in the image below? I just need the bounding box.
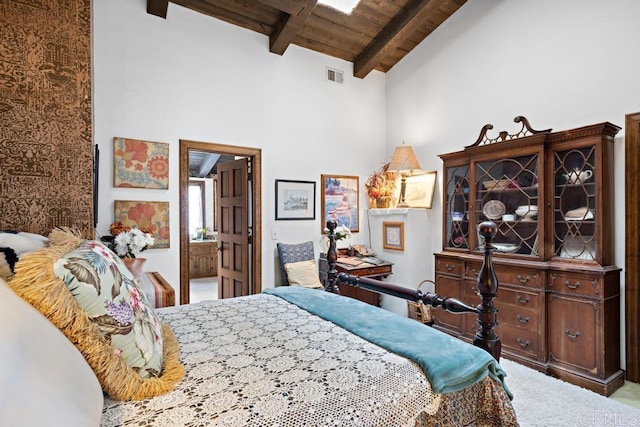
[113,137,169,189]
[114,200,170,248]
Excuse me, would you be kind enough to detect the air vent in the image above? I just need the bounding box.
[326,67,344,84]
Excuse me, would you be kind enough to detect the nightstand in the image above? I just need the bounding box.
[318,254,393,307]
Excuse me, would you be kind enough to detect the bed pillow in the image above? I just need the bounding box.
[284,260,325,289]
[0,277,104,426]
[0,231,49,279]
[8,229,184,401]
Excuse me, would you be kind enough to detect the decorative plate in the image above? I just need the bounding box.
[483,200,506,219]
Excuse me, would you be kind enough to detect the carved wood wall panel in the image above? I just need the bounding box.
[0,0,93,238]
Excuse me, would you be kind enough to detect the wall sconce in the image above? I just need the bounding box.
[388,142,422,208]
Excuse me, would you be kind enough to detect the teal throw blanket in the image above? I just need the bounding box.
[264,286,511,398]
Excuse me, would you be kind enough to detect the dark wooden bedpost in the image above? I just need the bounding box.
[473,221,502,361]
[325,220,340,294]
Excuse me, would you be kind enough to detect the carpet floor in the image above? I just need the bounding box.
[501,358,640,426]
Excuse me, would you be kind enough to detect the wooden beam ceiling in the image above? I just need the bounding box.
[354,0,440,78]
[146,0,467,78]
[270,0,317,55]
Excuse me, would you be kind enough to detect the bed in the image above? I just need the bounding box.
[1,224,518,426]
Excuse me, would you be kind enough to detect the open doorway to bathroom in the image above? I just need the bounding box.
[179,140,262,305]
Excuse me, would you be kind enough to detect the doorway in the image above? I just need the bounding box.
[179,140,262,305]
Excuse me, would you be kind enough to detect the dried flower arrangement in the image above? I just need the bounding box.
[364,163,396,199]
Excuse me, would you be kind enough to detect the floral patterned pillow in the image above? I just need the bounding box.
[53,240,164,379]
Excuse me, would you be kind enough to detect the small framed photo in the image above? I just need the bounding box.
[321,174,359,232]
[383,221,404,251]
[403,170,437,208]
[275,179,316,220]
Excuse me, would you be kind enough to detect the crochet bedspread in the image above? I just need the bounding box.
[101,294,517,426]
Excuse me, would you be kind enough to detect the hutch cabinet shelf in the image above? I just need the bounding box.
[435,116,623,396]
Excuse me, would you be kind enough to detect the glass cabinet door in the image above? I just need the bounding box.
[552,147,596,261]
[444,165,469,250]
[474,154,540,256]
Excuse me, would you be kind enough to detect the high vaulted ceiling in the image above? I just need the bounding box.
[147,0,467,78]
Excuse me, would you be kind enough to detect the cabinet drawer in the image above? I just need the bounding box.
[354,265,392,277]
[434,275,463,331]
[497,287,540,310]
[190,241,215,255]
[498,303,539,333]
[548,272,602,298]
[465,263,543,289]
[500,324,540,358]
[436,257,462,276]
[547,293,597,373]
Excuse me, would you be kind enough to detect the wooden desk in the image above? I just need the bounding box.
[318,254,393,307]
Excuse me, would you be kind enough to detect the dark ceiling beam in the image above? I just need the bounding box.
[257,0,306,16]
[354,0,438,78]
[147,0,169,18]
[269,0,317,55]
[198,153,220,178]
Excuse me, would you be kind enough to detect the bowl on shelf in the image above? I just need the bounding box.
[515,205,538,219]
[452,211,464,221]
[492,243,520,253]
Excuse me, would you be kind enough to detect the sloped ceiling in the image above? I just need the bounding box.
[147,0,467,78]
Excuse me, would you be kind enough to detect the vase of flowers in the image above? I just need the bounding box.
[101,222,155,279]
[364,163,396,208]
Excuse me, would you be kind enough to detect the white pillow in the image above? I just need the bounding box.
[0,277,104,427]
[284,260,325,289]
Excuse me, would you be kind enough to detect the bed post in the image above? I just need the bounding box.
[473,221,502,361]
[325,220,340,294]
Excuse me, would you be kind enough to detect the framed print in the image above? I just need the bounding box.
[403,170,437,208]
[113,137,169,189]
[275,179,316,220]
[114,200,170,248]
[383,221,404,251]
[321,174,359,232]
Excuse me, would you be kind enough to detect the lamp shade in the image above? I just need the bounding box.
[388,144,421,172]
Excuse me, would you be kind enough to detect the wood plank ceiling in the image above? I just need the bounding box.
[147,0,467,78]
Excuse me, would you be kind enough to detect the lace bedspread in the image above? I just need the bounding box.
[101,294,517,426]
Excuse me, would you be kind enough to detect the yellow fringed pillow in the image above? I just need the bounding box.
[8,231,184,401]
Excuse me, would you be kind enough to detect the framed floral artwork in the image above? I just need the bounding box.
[321,174,359,233]
[113,137,169,189]
[114,200,170,248]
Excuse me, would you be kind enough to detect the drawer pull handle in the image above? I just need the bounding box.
[564,280,581,290]
[516,338,530,347]
[445,264,455,271]
[564,329,581,339]
[472,269,479,276]
[516,274,530,283]
[516,314,530,324]
[516,295,530,304]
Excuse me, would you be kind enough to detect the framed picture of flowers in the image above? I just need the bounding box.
[321,174,359,233]
[113,137,169,189]
[114,200,170,248]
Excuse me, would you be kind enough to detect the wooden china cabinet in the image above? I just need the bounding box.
[434,116,624,396]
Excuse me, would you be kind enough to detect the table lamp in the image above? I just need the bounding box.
[388,142,422,207]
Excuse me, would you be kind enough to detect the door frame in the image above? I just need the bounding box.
[625,112,640,381]
[179,139,262,305]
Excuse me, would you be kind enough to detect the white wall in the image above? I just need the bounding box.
[93,0,387,300]
[386,0,640,366]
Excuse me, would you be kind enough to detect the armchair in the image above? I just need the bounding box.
[276,241,315,286]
